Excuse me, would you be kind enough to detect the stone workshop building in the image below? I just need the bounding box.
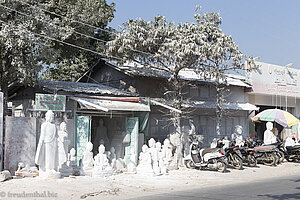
[246,61,300,140]
[3,59,259,174]
[5,80,149,173]
[78,59,258,146]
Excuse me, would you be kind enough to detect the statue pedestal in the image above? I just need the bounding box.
[93,167,114,177]
[39,170,61,179]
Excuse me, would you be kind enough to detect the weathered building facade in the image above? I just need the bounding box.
[5,80,149,173]
[79,59,258,147]
[246,61,300,140]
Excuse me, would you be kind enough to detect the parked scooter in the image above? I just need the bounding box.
[284,145,300,162]
[252,138,281,165]
[184,135,228,173]
[238,138,257,167]
[216,139,243,170]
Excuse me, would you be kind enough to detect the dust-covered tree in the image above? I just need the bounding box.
[106,8,257,158]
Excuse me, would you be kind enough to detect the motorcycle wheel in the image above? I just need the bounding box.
[278,151,285,163]
[247,154,257,167]
[274,153,279,165]
[217,160,227,173]
[285,155,294,162]
[264,153,276,166]
[185,160,195,169]
[232,154,243,170]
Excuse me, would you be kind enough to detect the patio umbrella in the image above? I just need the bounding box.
[252,109,299,127]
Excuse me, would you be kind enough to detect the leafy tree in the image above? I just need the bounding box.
[37,0,116,81]
[0,0,115,106]
[106,9,256,146]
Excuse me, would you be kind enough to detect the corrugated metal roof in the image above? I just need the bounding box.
[105,60,251,87]
[38,80,137,96]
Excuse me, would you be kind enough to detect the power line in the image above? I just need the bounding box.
[13,0,157,56]
[14,0,119,36]
[0,19,122,61]
[0,4,108,44]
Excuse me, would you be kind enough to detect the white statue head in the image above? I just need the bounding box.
[148,138,156,148]
[163,138,171,146]
[98,144,105,154]
[86,142,93,152]
[59,122,67,132]
[142,144,148,153]
[45,110,54,123]
[110,146,115,154]
[266,122,273,130]
[70,148,76,156]
[235,125,243,135]
[156,142,162,150]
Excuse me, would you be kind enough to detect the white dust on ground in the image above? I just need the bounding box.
[1,162,300,200]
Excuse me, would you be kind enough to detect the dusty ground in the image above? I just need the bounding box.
[1,162,300,200]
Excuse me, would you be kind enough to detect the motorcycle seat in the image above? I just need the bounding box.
[286,145,300,150]
[201,147,220,156]
[254,145,274,151]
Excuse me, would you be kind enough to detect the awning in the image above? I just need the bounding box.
[183,101,259,111]
[149,98,258,111]
[70,97,150,112]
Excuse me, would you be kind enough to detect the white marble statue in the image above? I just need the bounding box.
[222,136,230,149]
[67,148,79,176]
[162,138,176,171]
[93,144,113,177]
[156,141,167,175]
[109,147,117,170]
[148,138,160,175]
[57,122,70,168]
[264,122,277,145]
[80,142,94,176]
[169,133,181,168]
[231,125,244,146]
[210,138,218,148]
[127,148,137,173]
[35,110,60,178]
[137,144,153,174]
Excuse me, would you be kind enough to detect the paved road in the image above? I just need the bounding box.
[127,175,300,200]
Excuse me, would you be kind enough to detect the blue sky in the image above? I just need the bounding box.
[107,0,300,69]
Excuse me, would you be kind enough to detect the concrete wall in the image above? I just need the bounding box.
[0,92,3,171]
[4,117,36,174]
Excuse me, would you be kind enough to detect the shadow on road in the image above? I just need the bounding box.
[257,192,300,200]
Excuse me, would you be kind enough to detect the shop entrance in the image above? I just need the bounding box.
[91,116,126,157]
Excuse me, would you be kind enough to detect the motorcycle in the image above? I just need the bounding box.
[284,145,300,162]
[184,135,228,173]
[245,138,280,166]
[216,139,243,170]
[273,140,285,163]
[240,138,259,167]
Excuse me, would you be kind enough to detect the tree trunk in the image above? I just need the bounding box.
[215,73,223,136]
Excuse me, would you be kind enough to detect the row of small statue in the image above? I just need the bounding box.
[80,137,179,177]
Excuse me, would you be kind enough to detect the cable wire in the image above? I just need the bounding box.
[14,0,119,36]
[0,4,108,44]
[0,19,122,61]
[12,0,157,56]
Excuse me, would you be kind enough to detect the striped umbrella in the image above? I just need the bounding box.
[252,109,299,127]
